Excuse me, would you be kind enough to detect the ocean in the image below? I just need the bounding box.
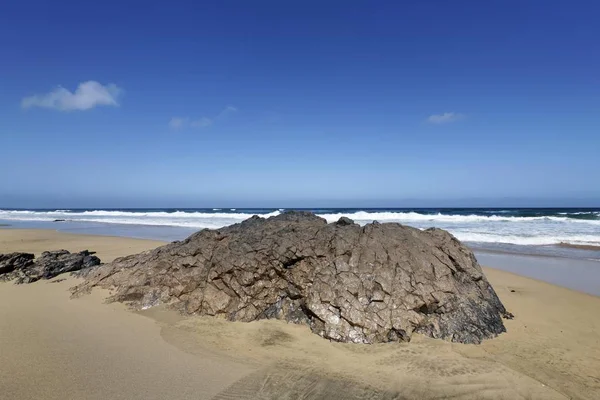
[1,207,599,261]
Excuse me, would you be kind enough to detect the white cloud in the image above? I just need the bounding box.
[22,81,123,111]
[427,112,464,124]
[190,117,213,128]
[217,105,238,119]
[170,106,237,129]
[169,117,188,129]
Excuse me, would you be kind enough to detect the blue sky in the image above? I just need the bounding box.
[1,0,599,208]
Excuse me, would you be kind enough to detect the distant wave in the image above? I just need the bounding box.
[1,209,598,225]
[558,211,599,215]
[317,211,600,225]
[0,209,281,229]
[0,209,280,219]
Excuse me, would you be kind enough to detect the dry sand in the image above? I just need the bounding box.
[0,228,165,262]
[1,229,599,399]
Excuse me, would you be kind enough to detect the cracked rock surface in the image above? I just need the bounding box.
[73,211,510,344]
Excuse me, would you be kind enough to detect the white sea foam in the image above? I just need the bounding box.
[452,233,600,246]
[1,209,599,247]
[317,211,600,225]
[558,211,598,215]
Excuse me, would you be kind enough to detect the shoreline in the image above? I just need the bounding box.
[3,227,596,297]
[557,242,600,251]
[4,218,600,257]
[3,226,598,296]
[1,228,599,399]
[471,244,600,261]
[0,216,600,261]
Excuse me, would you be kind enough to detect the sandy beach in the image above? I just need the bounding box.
[1,229,599,399]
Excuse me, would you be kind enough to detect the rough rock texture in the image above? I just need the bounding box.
[0,252,35,276]
[74,212,511,344]
[0,250,101,284]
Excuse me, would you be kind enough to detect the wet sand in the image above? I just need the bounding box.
[1,229,599,399]
[558,242,600,251]
[476,251,600,296]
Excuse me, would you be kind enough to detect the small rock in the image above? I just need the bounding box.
[336,216,355,226]
[0,250,101,284]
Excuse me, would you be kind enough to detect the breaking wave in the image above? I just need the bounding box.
[1,208,599,247]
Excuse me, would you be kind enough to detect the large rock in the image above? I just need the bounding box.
[0,250,101,284]
[73,212,511,344]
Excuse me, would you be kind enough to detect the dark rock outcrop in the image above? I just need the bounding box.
[0,252,35,276]
[0,250,101,284]
[74,212,510,344]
